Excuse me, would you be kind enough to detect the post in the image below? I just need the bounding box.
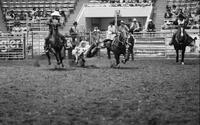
[23,33,26,59]
[32,31,34,58]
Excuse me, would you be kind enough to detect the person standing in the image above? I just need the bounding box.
[69,21,79,48]
[147,19,155,32]
[130,18,140,33]
[106,21,116,41]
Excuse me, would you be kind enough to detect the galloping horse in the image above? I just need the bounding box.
[103,32,135,67]
[170,25,197,65]
[45,23,66,67]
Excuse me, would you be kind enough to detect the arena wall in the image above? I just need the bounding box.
[76,3,153,32]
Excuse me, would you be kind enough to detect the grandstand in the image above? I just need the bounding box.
[0,0,199,59]
[0,0,79,32]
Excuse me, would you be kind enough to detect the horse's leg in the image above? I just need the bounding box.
[114,53,120,67]
[176,49,179,63]
[107,48,111,59]
[181,47,185,65]
[122,52,129,64]
[59,47,65,67]
[46,51,51,65]
[131,47,134,61]
[54,52,60,66]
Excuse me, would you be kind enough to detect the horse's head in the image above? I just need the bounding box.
[51,23,59,33]
[103,39,112,48]
[176,25,186,43]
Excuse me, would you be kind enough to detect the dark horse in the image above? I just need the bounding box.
[170,25,197,65]
[45,23,66,67]
[103,32,135,67]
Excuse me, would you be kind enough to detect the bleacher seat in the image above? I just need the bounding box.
[1,0,78,32]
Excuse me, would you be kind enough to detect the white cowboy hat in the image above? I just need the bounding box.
[149,19,152,22]
[121,20,125,24]
[51,11,61,17]
[133,18,137,21]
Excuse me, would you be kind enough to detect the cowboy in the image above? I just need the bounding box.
[130,18,140,33]
[69,21,79,48]
[117,20,129,44]
[44,10,67,52]
[169,13,190,46]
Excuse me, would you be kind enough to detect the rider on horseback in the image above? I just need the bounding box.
[169,13,188,45]
[44,9,67,52]
[116,20,129,44]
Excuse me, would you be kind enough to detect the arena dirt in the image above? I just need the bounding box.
[0,57,199,125]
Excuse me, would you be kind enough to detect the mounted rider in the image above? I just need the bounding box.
[115,20,129,45]
[44,9,67,52]
[169,13,193,46]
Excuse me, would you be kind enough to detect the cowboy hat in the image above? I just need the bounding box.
[73,21,78,25]
[51,11,61,17]
[121,20,125,24]
[177,13,186,19]
[132,18,137,21]
[149,19,152,22]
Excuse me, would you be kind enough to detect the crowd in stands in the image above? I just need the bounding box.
[88,0,155,7]
[162,1,200,30]
[90,0,155,3]
[2,7,68,33]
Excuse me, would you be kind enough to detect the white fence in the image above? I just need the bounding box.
[0,30,199,59]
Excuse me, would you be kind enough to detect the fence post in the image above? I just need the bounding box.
[23,33,26,59]
[32,31,34,58]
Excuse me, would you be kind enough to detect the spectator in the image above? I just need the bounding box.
[191,21,199,29]
[147,19,155,32]
[69,21,79,48]
[130,18,140,33]
[92,27,101,45]
[162,20,171,30]
[106,21,116,41]
[164,9,173,18]
[60,11,67,25]
[171,5,178,16]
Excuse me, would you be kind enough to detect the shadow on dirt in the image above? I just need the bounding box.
[73,65,100,69]
[45,67,76,71]
[117,66,140,70]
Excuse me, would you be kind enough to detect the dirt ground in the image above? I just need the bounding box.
[0,56,199,125]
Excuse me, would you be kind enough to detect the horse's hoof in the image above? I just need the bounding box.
[116,65,120,68]
[110,63,115,68]
[121,59,126,64]
[181,62,184,65]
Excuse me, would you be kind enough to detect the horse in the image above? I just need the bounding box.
[45,23,66,67]
[103,32,135,68]
[171,25,197,65]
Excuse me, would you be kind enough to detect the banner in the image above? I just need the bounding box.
[0,34,24,59]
